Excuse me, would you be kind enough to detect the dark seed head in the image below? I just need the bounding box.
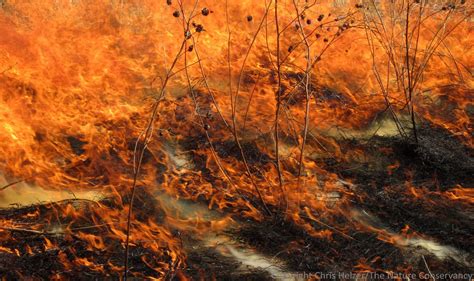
[195,24,204,33]
[173,10,180,18]
[306,19,312,25]
[166,0,172,5]
[247,15,253,22]
[288,45,294,53]
[315,33,321,39]
[323,38,328,43]
[317,14,324,22]
[187,45,194,52]
[201,7,209,16]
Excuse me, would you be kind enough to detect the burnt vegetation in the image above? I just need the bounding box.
[0,0,472,280]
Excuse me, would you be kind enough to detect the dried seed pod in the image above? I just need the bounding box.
[247,15,253,22]
[317,14,324,22]
[315,33,321,39]
[187,45,194,52]
[195,24,204,33]
[323,38,328,43]
[306,19,312,25]
[201,7,209,16]
[173,10,180,18]
[355,3,363,8]
[166,0,172,5]
[288,45,294,53]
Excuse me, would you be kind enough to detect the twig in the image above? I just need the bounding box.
[274,0,288,210]
[0,226,48,235]
[228,0,274,216]
[180,1,254,210]
[0,179,24,191]
[292,0,312,209]
[123,1,196,278]
[422,255,436,281]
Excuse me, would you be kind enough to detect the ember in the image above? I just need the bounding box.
[0,0,472,280]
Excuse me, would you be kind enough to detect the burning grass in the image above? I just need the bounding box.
[0,0,473,280]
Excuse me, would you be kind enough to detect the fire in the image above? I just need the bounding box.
[0,0,472,279]
[443,186,474,203]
